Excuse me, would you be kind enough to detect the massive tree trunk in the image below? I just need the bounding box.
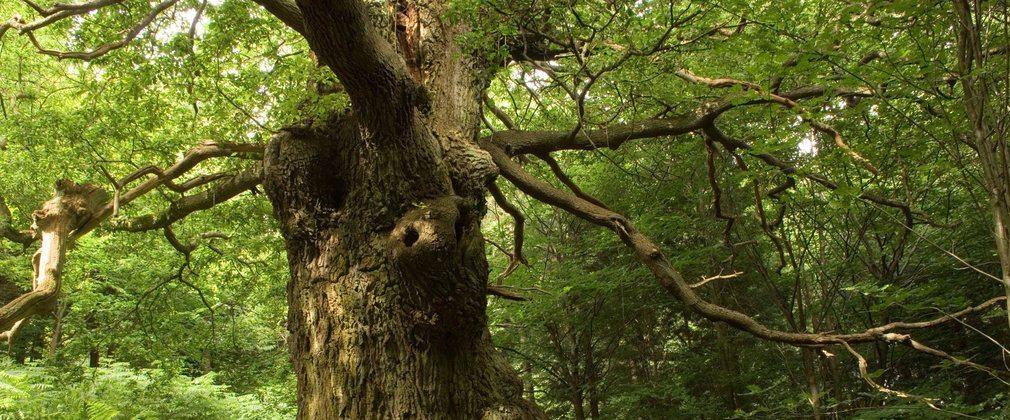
[261,0,543,417]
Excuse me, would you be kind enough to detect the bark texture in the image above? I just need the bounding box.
[0,181,107,339]
[259,0,541,412]
[263,114,540,418]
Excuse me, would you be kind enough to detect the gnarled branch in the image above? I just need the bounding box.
[0,141,263,340]
[0,181,108,337]
[15,0,179,61]
[676,69,879,175]
[491,84,871,156]
[116,164,264,232]
[77,141,263,238]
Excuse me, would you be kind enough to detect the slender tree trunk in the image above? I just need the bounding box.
[713,283,740,410]
[585,347,600,419]
[86,311,100,367]
[801,348,823,420]
[201,347,212,374]
[953,0,1010,330]
[571,386,586,420]
[89,348,100,367]
[520,333,537,404]
[47,300,65,359]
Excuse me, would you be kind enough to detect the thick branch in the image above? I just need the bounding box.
[76,141,263,238]
[493,115,704,156]
[117,164,264,232]
[294,0,422,126]
[491,85,869,156]
[251,0,306,36]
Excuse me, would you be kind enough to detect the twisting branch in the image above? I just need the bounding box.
[702,125,929,225]
[21,0,123,25]
[0,16,23,40]
[164,227,228,259]
[492,84,870,156]
[16,0,180,61]
[840,341,941,410]
[704,138,735,246]
[164,225,196,255]
[487,182,527,284]
[0,181,108,338]
[10,0,124,34]
[116,164,263,232]
[77,141,263,238]
[676,69,879,175]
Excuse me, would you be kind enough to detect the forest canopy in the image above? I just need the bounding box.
[0,0,1009,418]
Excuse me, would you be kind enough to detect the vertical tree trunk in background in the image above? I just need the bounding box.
[201,347,212,374]
[262,0,543,417]
[953,0,1010,330]
[86,311,100,367]
[801,348,823,420]
[712,283,740,411]
[47,301,65,359]
[584,340,600,419]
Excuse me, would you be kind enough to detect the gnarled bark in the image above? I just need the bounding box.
[0,180,107,339]
[258,0,543,416]
[263,118,542,418]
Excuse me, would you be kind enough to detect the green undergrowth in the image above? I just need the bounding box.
[0,359,294,420]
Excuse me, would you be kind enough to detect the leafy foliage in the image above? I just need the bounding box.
[0,360,294,419]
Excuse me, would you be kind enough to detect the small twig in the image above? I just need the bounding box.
[214,82,274,132]
[690,271,743,288]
